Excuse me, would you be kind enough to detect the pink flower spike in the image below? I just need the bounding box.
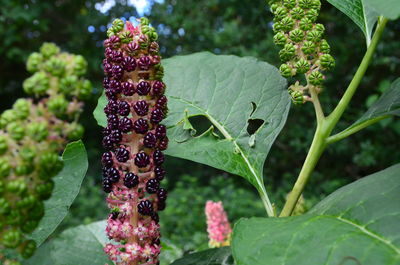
[205,201,232,248]
[126,21,140,35]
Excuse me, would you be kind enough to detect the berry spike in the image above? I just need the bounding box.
[102,17,167,265]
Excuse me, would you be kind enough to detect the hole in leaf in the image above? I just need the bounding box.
[247,118,264,135]
[188,115,223,138]
[250,101,257,117]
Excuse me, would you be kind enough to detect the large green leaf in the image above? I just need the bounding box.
[326,0,378,45]
[232,164,400,265]
[29,140,88,246]
[94,52,290,199]
[363,0,400,20]
[170,247,233,265]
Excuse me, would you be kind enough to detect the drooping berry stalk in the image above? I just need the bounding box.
[0,43,91,263]
[205,201,232,248]
[269,0,335,104]
[101,18,167,265]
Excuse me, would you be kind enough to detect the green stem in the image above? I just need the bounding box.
[258,186,275,217]
[326,115,389,144]
[279,17,388,217]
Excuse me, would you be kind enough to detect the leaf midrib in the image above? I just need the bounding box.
[170,95,264,186]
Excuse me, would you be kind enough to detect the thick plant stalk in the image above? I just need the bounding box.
[101,18,167,265]
[0,43,91,263]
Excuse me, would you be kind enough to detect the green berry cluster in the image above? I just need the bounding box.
[0,43,90,262]
[268,0,335,104]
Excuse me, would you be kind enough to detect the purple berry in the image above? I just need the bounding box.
[102,127,111,136]
[124,172,139,188]
[112,65,123,80]
[121,82,135,96]
[115,147,130,162]
[154,166,165,181]
[133,118,149,134]
[156,95,167,109]
[151,212,159,223]
[107,167,120,183]
[110,129,122,143]
[104,100,119,115]
[119,117,133,133]
[109,80,122,94]
[137,81,151,96]
[158,137,168,150]
[111,50,123,63]
[157,188,167,201]
[103,178,113,193]
[157,200,166,211]
[102,135,114,149]
[103,77,110,89]
[143,132,157,148]
[133,100,149,116]
[153,150,165,165]
[122,56,136,72]
[107,114,119,129]
[152,81,164,95]
[138,200,153,216]
[110,211,119,220]
[102,152,113,168]
[134,152,150,168]
[151,109,164,124]
[155,125,166,139]
[118,101,130,116]
[138,56,151,70]
[146,178,160,194]
[125,42,139,54]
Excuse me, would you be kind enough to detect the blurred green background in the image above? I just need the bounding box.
[1,0,399,259]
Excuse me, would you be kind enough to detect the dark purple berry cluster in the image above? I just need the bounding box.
[102,18,167,264]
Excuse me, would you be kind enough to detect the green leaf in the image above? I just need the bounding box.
[29,140,88,246]
[93,89,107,127]
[94,52,290,205]
[232,164,400,265]
[170,247,233,265]
[25,221,109,265]
[363,0,400,20]
[326,0,378,45]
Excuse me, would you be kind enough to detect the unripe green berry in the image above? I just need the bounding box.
[280,17,294,32]
[320,54,335,70]
[107,27,115,37]
[308,70,324,85]
[20,147,36,162]
[23,71,49,96]
[279,43,296,61]
[60,75,79,95]
[2,229,22,248]
[299,0,314,9]
[279,64,293,78]
[0,198,10,214]
[273,22,283,33]
[0,110,17,129]
[290,29,304,42]
[306,8,319,22]
[20,240,37,259]
[299,17,313,31]
[44,57,66,77]
[26,52,44,73]
[7,122,25,141]
[66,123,85,141]
[30,201,45,220]
[73,55,88,76]
[270,3,279,13]
[140,17,150,26]
[0,157,11,178]
[16,195,37,209]
[27,121,48,142]
[273,7,288,21]
[306,30,322,42]
[15,163,34,176]
[40,42,60,58]
[291,7,305,20]
[290,90,305,105]
[35,180,55,200]
[147,29,158,42]
[47,95,68,118]
[119,31,133,44]
[319,39,331,53]
[77,79,93,100]
[0,135,8,155]
[6,179,27,195]
[283,0,296,9]
[311,0,321,10]
[112,19,124,32]
[21,220,39,233]
[273,32,287,46]
[6,209,22,225]
[38,152,63,180]
[154,64,164,80]
[302,41,316,54]
[13,99,30,120]
[295,59,310,74]
[314,23,325,33]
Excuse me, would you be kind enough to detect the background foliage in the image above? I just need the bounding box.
[1,0,399,259]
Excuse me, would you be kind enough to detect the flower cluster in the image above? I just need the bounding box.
[205,201,232,248]
[101,18,167,265]
[0,43,91,262]
[268,0,335,104]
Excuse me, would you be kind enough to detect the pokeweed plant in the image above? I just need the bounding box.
[0,43,90,264]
